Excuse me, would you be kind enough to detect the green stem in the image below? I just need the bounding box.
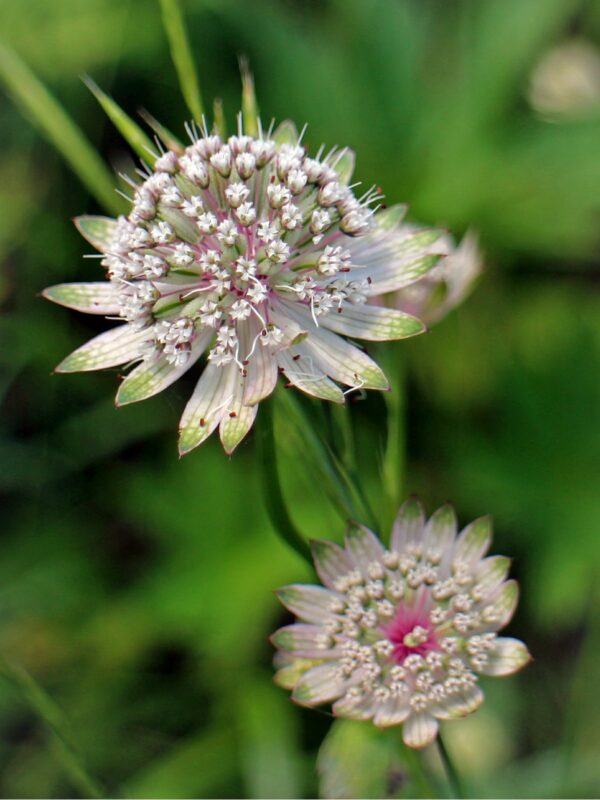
[436,733,465,799]
[381,351,406,530]
[278,391,359,523]
[0,658,106,799]
[257,398,312,565]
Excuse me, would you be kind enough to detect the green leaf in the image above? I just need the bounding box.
[159,0,204,125]
[0,43,121,215]
[317,719,407,800]
[83,76,156,163]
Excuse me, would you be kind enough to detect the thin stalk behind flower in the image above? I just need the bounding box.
[436,732,466,799]
[380,346,407,532]
[159,0,204,124]
[277,390,363,524]
[257,397,312,565]
[0,658,106,799]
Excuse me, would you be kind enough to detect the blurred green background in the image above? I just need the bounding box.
[1,0,600,797]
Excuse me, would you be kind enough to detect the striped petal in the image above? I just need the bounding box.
[43,282,120,315]
[473,556,511,597]
[304,327,388,390]
[274,656,320,690]
[424,504,457,555]
[482,580,519,630]
[321,304,425,341]
[347,228,445,294]
[270,624,339,660]
[344,524,385,569]
[454,516,492,565]
[434,684,484,720]
[402,713,439,749]
[333,694,376,722]
[282,301,388,390]
[278,348,344,403]
[391,497,426,553]
[238,317,278,405]
[373,698,411,728]
[218,372,259,454]
[56,324,148,373]
[276,584,340,624]
[477,637,531,676]
[116,329,212,406]
[292,663,345,705]
[178,362,236,455]
[365,252,442,295]
[74,215,117,252]
[311,540,353,590]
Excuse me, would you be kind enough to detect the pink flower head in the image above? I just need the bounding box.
[272,498,531,748]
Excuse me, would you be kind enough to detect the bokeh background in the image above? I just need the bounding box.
[1,0,600,797]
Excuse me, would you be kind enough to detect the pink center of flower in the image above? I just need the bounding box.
[381,602,439,663]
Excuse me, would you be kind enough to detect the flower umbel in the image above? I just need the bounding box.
[44,118,446,454]
[272,498,531,748]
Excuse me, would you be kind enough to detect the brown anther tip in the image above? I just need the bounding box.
[242,360,249,366]
[229,411,237,418]
[277,367,285,374]
[292,354,301,361]
[199,417,206,427]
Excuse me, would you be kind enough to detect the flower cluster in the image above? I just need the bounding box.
[272,498,530,748]
[44,120,447,454]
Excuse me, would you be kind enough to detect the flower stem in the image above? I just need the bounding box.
[0,658,106,799]
[381,351,406,531]
[257,398,312,565]
[436,732,465,799]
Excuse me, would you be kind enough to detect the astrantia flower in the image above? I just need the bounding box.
[44,120,446,454]
[374,230,482,326]
[272,498,530,748]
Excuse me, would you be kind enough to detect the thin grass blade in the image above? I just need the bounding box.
[159,0,204,124]
[83,76,156,164]
[139,108,184,153]
[0,658,106,799]
[0,43,121,215]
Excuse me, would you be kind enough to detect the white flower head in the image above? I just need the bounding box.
[272,498,531,749]
[44,118,447,454]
